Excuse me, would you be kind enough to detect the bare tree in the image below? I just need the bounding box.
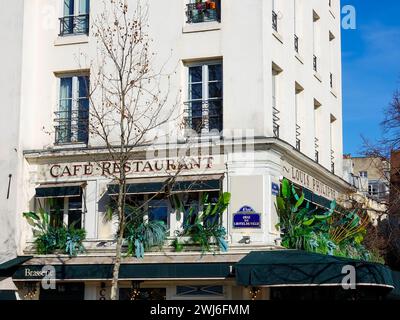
[361,88,400,269]
[87,0,180,300]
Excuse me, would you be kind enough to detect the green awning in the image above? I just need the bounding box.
[0,256,32,277]
[235,250,395,289]
[13,262,233,281]
[35,183,83,198]
[387,271,400,300]
[108,178,222,196]
[303,188,332,209]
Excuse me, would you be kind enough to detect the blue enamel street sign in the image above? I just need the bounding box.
[233,206,261,229]
[272,182,280,196]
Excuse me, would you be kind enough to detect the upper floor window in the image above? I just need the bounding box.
[186,0,221,24]
[359,171,368,178]
[55,75,89,145]
[185,61,223,135]
[60,0,90,36]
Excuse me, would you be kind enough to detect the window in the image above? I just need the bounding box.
[272,0,278,32]
[55,75,89,145]
[186,0,221,24]
[329,31,336,89]
[272,63,282,138]
[295,83,304,151]
[330,115,337,173]
[46,196,83,229]
[314,99,321,163]
[294,0,300,53]
[123,190,222,238]
[185,62,223,134]
[368,183,378,196]
[60,0,90,36]
[148,198,169,226]
[360,171,368,178]
[312,11,321,73]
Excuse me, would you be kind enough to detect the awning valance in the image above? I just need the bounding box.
[13,262,233,281]
[35,183,84,198]
[235,250,395,289]
[108,175,222,196]
[303,188,332,209]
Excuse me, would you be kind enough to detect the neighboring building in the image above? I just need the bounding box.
[0,0,26,300]
[343,155,390,203]
[1,0,355,300]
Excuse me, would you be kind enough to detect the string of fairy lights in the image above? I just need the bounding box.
[249,287,261,300]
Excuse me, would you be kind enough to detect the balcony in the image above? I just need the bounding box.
[313,55,318,72]
[184,99,223,134]
[315,138,319,163]
[59,14,89,36]
[296,124,301,151]
[55,109,89,145]
[272,11,278,32]
[186,1,221,24]
[294,34,299,53]
[273,106,280,138]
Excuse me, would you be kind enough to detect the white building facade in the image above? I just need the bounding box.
[0,0,353,300]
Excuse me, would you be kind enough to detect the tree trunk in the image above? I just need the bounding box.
[110,227,124,300]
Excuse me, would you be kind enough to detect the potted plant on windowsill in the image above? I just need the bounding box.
[23,210,86,256]
[171,192,231,254]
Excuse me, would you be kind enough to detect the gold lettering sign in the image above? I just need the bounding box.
[282,161,338,200]
[47,157,215,179]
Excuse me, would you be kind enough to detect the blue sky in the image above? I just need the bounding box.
[341,0,400,156]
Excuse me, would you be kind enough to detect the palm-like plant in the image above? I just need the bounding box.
[107,201,169,259]
[274,178,378,261]
[23,210,86,256]
[173,192,231,253]
[125,220,167,258]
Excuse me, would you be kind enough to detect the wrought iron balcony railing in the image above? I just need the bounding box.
[272,11,278,32]
[54,109,89,144]
[59,14,89,36]
[273,106,280,138]
[294,34,299,53]
[184,99,223,134]
[313,55,318,72]
[315,137,320,163]
[296,124,301,151]
[186,1,221,24]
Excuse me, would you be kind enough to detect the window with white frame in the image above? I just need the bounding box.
[368,183,379,196]
[185,61,223,134]
[55,74,89,145]
[359,171,368,178]
[37,196,84,230]
[186,0,221,24]
[60,0,90,36]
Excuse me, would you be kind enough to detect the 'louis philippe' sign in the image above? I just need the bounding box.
[47,156,215,179]
[282,161,338,200]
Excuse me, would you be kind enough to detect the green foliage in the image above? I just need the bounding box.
[125,220,167,259]
[172,238,184,252]
[23,210,86,256]
[275,178,383,263]
[173,192,231,253]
